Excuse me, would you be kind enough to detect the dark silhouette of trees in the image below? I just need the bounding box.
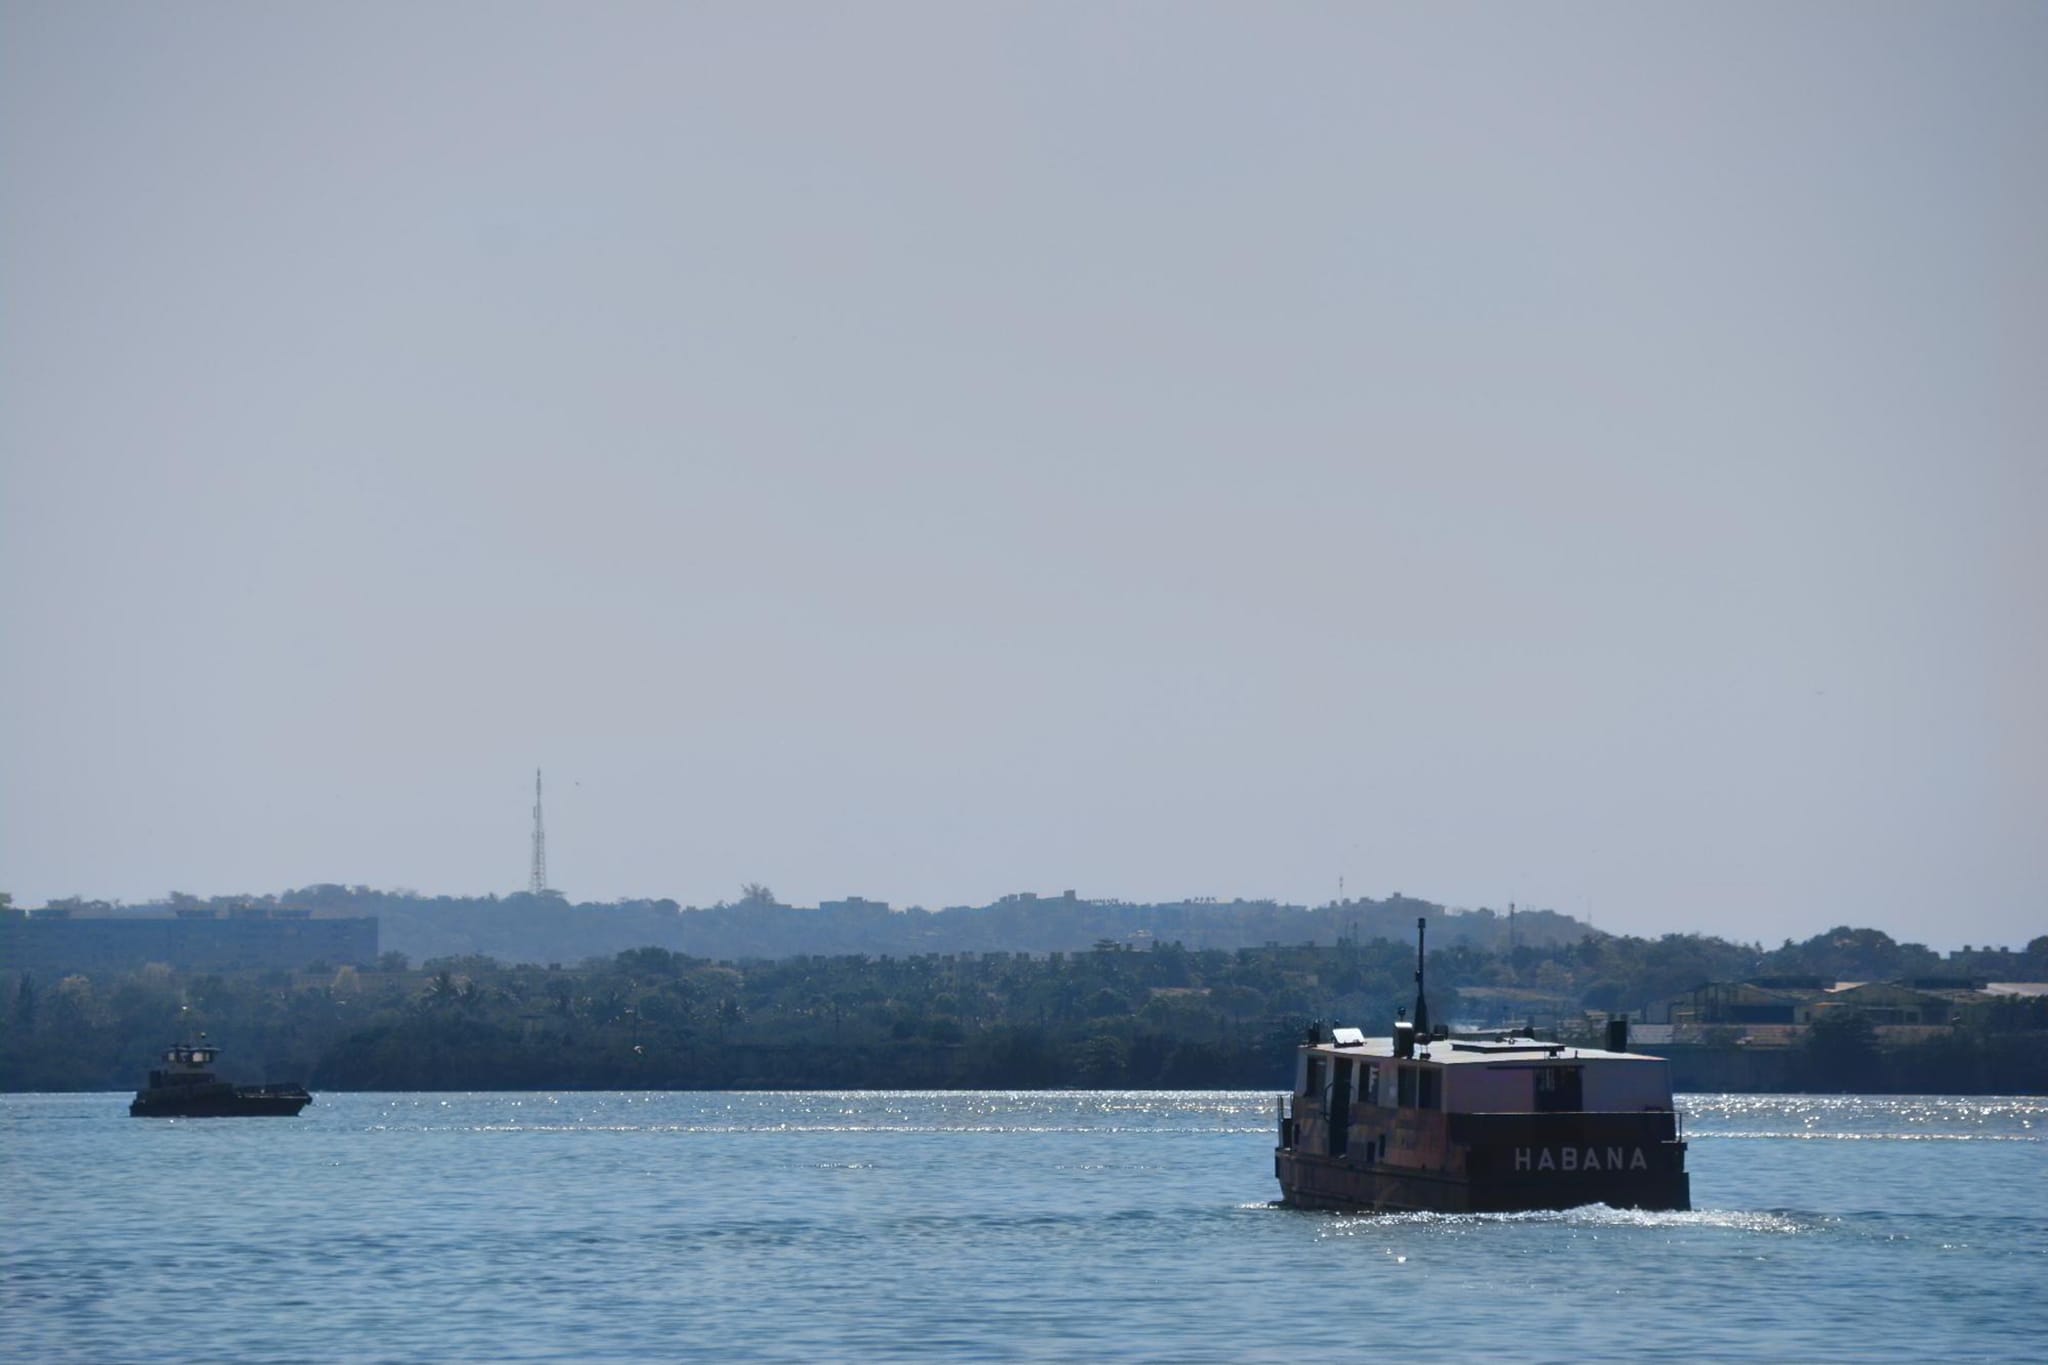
[1797,1010,1882,1091]
[5,916,2043,1094]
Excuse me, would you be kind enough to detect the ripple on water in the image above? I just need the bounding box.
[1299,1203,1818,1237]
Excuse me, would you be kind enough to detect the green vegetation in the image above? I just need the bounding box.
[1780,1000,2048,1093]
[4,926,2042,1094]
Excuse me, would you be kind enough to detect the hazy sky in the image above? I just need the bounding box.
[3,3,2042,948]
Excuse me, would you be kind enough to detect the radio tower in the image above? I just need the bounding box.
[529,768,549,894]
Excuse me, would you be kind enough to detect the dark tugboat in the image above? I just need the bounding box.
[1275,919,1689,1213]
[129,1038,312,1118]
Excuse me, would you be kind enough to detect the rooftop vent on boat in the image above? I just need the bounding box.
[1392,1019,1416,1059]
[1331,1027,1366,1048]
[1606,1016,1630,1052]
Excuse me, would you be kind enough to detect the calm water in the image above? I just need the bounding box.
[3,1091,2043,1362]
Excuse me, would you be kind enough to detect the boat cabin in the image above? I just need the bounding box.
[144,1040,224,1092]
[1294,1033,1679,1119]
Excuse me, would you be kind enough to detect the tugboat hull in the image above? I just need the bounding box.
[129,1085,311,1118]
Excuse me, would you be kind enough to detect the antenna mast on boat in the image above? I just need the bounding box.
[529,768,549,895]
[1413,915,1430,1036]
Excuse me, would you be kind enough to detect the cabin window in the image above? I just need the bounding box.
[1304,1056,1325,1099]
[1361,1064,1379,1106]
[1534,1066,1583,1112]
[1393,1065,1441,1110]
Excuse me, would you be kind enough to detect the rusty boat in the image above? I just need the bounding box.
[1275,920,1689,1213]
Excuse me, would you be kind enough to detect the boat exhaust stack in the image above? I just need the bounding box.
[1412,916,1430,1038]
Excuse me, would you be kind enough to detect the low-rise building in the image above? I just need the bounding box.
[1802,981,1956,1027]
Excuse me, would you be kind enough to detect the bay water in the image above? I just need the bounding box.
[3,1091,2042,1362]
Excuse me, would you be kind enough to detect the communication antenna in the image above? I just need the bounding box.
[529,768,549,894]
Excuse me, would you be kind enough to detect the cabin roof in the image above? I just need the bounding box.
[1302,1035,1661,1066]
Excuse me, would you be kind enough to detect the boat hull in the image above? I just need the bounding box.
[1275,1146,1690,1214]
[129,1085,311,1118]
[1276,1106,1690,1213]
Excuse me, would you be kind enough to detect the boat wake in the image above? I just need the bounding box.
[1271,1203,1814,1236]
[1692,1130,2043,1143]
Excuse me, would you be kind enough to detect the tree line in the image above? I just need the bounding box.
[4,925,2043,1094]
